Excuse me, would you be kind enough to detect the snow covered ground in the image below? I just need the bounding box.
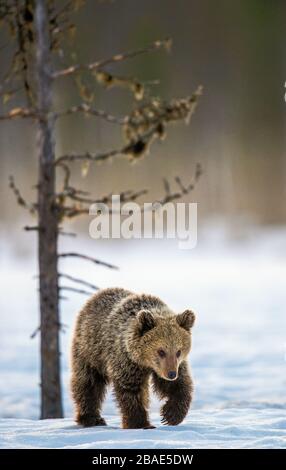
[0,222,286,448]
[1,408,286,449]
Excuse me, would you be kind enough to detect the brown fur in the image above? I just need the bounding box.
[71,287,195,429]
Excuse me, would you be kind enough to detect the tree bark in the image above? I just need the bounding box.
[35,0,63,419]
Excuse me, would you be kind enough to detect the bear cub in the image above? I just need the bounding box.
[71,287,195,429]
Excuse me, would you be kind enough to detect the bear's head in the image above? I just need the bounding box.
[126,309,195,381]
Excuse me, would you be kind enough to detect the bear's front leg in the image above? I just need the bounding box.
[152,361,193,426]
[113,379,152,429]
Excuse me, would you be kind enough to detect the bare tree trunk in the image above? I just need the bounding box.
[35,0,63,419]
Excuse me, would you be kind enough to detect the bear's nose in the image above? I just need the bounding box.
[168,371,177,380]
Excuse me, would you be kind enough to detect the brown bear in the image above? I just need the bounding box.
[71,287,195,429]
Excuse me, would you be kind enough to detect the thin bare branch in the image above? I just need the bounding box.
[60,206,89,218]
[53,37,172,79]
[155,163,202,206]
[117,164,202,213]
[174,176,188,194]
[57,161,72,190]
[61,165,201,218]
[24,225,39,231]
[30,326,40,339]
[0,107,37,120]
[55,125,157,166]
[55,145,126,166]
[55,103,125,125]
[30,321,68,339]
[59,273,99,291]
[55,103,126,124]
[60,286,94,296]
[65,188,148,206]
[58,162,201,218]
[58,252,118,270]
[58,187,148,220]
[163,178,171,196]
[9,175,37,213]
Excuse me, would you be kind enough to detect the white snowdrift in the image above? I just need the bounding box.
[1,408,286,449]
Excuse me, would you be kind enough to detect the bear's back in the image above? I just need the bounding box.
[105,292,169,343]
[86,287,132,317]
[72,288,132,365]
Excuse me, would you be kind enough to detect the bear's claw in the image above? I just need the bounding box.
[78,415,107,427]
[161,402,183,426]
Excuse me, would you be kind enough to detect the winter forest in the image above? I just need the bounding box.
[0,0,286,451]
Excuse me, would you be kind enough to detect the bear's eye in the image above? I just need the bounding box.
[157,349,166,358]
[176,350,181,358]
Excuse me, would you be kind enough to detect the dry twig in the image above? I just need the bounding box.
[58,252,118,269]
[53,38,172,79]
[59,273,99,291]
[9,175,37,213]
[55,104,125,125]
[59,286,94,296]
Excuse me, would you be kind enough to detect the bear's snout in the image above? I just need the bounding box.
[167,370,177,380]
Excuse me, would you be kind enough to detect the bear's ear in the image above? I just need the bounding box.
[176,309,195,331]
[136,310,156,336]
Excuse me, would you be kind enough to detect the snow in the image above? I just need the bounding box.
[1,409,286,449]
[0,222,286,448]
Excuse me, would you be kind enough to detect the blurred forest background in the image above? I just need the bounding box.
[1,0,286,251]
[0,0,286,428]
